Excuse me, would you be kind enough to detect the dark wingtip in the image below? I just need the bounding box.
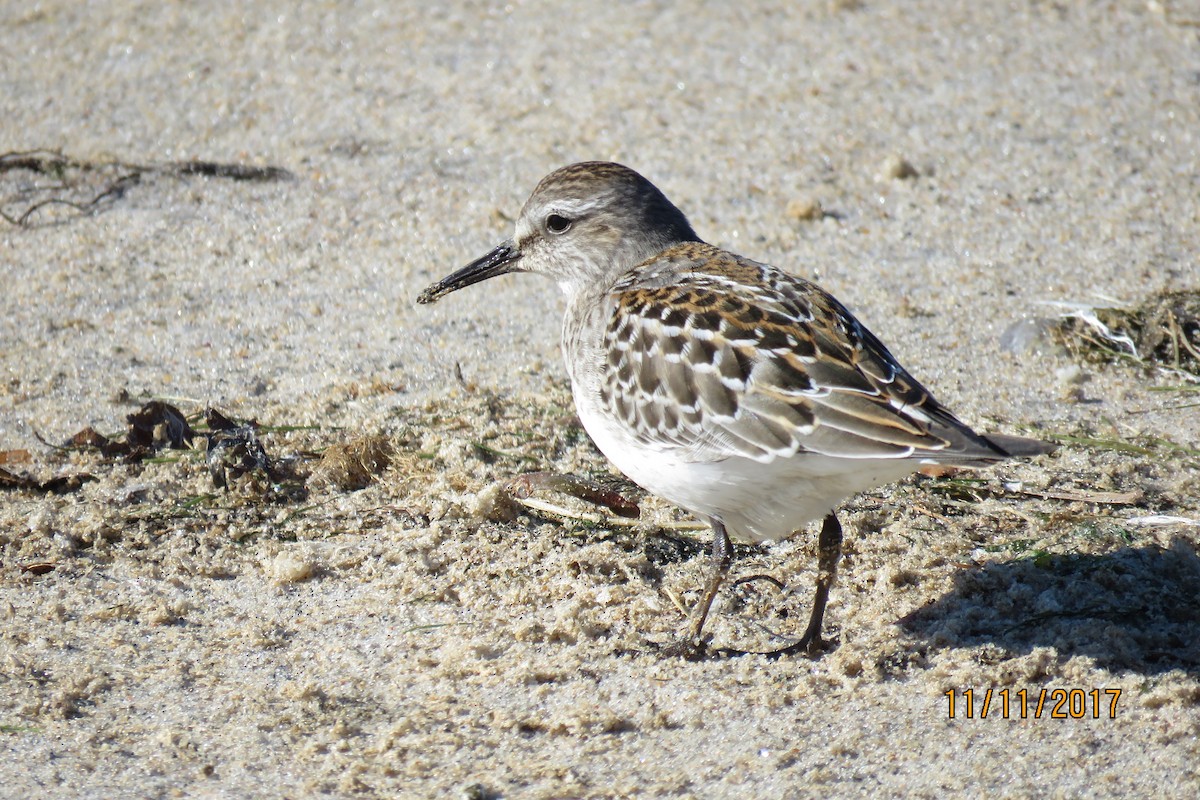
[984,434,1058,458]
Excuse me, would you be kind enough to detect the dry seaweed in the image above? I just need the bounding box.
[0,149,292,226]
[32,401,307,497]
[128,401,195,451]
[58,401,195,461]
[307,434,394,491]
[0,449,32,465]
[0,465,96,494]
[504,472,642,519]
[1052,290,1200,381]
[205,412,272,490]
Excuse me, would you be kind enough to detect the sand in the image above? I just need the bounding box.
[2,1,1199,797]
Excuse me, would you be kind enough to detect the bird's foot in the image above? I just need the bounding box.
[712,630,834,661]
[643,633,713,661]
[644,630,834,661]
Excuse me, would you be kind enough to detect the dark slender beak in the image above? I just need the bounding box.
[417,240,523,304]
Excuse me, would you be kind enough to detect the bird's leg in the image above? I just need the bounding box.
[654,519,732,659]
[683,518,733,647]
[716,512,843,660]
[785,511,844,656]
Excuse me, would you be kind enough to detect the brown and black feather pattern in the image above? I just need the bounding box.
[597,243,1015,465]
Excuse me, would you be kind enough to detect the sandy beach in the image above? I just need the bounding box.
[2,2,1199,797]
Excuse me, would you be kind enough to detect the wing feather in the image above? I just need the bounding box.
[599,244,1011,464]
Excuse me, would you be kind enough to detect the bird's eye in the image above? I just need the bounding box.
[546,214,572,234]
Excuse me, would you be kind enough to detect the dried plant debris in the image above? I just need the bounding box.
[26,401,308,499]
[0,465,96,494]
[0,449,32,465]
[204,408,273,490]
[129,401,196,451]
[507,473,641,518]
[308,434,394,491]
[474,472,646,527]
[54,401,195,462]
[3,401,202,493]
[1051,290,1200,381]
[0,149,291,226]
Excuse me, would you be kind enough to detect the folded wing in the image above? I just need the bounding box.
[599,245,1026,465]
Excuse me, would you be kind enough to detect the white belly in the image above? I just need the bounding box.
[560,294,921,542]
[576,397,919,543]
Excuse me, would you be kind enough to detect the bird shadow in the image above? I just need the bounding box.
[897,536,1200,677]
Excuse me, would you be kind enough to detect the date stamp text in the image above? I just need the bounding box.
[945,688,1121,719]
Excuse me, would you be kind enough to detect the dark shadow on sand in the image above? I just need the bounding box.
[899,536,1200,676]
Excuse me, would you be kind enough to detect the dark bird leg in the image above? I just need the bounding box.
[778,511,844,657]
[658,518,732,659]
[685,518,733,646]
[716,512,844,659]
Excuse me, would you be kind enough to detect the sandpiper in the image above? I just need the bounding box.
[418,161,1052,658]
